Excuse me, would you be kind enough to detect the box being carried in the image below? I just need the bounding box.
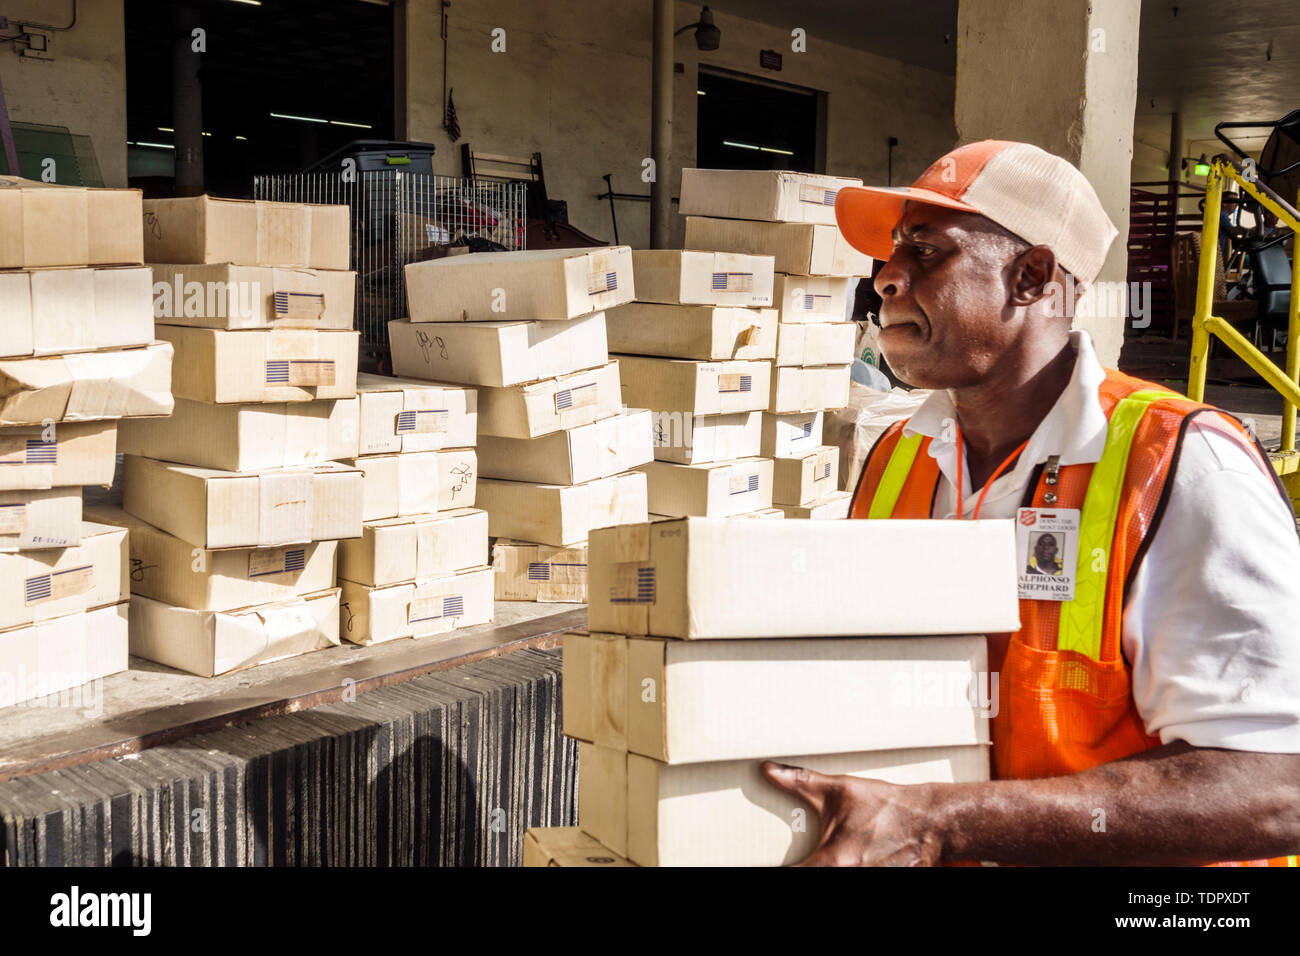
[0,176,143,268]
[403,246,633,322]
[492,539,588,603]
[630,250,774,307]
[149,263,356,330]
[355,373,476,454]
[476,362,620,439]
[160,327,359,404]
[588,516,1019,639]
[0,267,154,358]
[86,504,338,611]
[678,169,863,225]
[141,195,350,270]
[604,304,777,362]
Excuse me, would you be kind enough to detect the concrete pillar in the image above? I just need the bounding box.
[954,0,1141,367]
[650,0,674,249]
[172,3,204,196]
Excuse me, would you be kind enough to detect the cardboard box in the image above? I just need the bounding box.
[355,373,476,454]
[149,263,356,330]
[86,503,338,611]
[761,410,824,457]
[337,507,488,588]
[0,421,117,491]
[617,355,770,416]
[777,489,852,520]
[339,565,493,645]
[769,363,851,413]
[630,250,774,306]
[476,471,647,547]
[736,507,785,519]
[477,409,652,485]
[476,361,621,439]
[565,632,990,763]
[159,327,359,404]
[404,246,633,322]
[119,397,359,472]
[0,487,82,552]
[122,456,364,549]
[772,274,853,324]
[0,266,154,358]
[0,520,127,631]
[0,341,173,426]
[522,827,635,868]
[141,195,350,269]
[493,540,587,602]
[588,517,1020,639]
[578,742,630,857]
[651,410,760,465]
[0,602,129,708]
[678,169,863,225]
[775,321,856,367]
[129,588,341,677]
[638,458,773,518]
[772,445,840,506]
[387,314,608,388]
[623,745,990,866]
[342,448,477,521]
[604,303,777,361]
[684,216,874,277]
[0,176,143,268]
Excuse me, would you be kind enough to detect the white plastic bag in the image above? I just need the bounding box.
[823,383,930,490]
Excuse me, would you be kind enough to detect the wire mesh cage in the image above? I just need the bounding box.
[253,170,527,355]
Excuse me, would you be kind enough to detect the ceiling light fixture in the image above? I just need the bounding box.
[270,112,329,124]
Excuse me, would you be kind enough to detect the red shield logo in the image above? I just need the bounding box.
[1019,509,1037,527]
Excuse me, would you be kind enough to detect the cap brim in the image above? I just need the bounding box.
[835,185,981,260]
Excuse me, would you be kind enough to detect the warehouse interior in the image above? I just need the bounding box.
[0,0,1297,882]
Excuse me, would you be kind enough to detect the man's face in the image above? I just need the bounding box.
[872,203,1031,389]
[1035,534,1058,565]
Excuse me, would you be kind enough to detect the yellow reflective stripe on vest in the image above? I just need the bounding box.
[867,432,924,518]
[1056,389,1181,659]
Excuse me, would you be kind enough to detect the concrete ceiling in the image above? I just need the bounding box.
[704,0,1299,166]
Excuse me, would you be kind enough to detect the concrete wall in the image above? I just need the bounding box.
[403,0,958,249]
[0,0,128,186]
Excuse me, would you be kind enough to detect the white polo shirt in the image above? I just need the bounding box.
[901,329,1300,753]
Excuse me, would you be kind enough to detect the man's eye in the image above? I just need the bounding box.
[914,245,937,258]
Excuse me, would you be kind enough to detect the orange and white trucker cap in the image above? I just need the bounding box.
[835,140,1119,284]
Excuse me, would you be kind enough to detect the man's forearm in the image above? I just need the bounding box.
[928,742,1300,865]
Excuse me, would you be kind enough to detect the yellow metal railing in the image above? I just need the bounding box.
[1186,158,1300,481]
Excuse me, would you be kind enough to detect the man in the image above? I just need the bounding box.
[762,140,1300,866]
[1025,532,1061,576]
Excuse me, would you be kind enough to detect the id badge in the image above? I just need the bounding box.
[1016,507,1079,601]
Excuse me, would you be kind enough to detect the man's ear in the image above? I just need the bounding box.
[1008,246,1059,306]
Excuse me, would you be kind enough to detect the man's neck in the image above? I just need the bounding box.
[951,337,1077,488]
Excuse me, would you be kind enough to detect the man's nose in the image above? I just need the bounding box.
[874,254,908,298]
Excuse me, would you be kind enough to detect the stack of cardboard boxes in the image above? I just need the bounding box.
[0,176,171,705]
[391,247,651,607]
[609,250,785,521]
[91,195,365,677]
[526,516,1019,866]
[333,372,492,645]
[680,169,871,520]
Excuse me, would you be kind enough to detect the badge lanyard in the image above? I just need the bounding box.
[953,426,1031,520]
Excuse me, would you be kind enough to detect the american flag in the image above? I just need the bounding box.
[445,89,461,142]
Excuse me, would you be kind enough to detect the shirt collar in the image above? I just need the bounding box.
[902,329,1110,468]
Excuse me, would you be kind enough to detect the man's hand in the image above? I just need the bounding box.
[761,761,943,866]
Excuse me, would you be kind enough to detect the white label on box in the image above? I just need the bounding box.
[0,436,56,466]
[0,503,26,534]
[588,270,618,295]
[711,272,754,293]
[273,291,325,321]
[24,564,93,606]
[608,561,655,605]
[248,545,308,578]
[799,184,838,206]
[555,382,598,412]
[263,359,336,387]
[408,592,465,624]
[728,472,760,495]
[396,409,450,434]
[717,373,753,394]
[800,293,833,311]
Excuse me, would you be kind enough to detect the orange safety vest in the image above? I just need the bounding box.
[850,367,1298,867]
